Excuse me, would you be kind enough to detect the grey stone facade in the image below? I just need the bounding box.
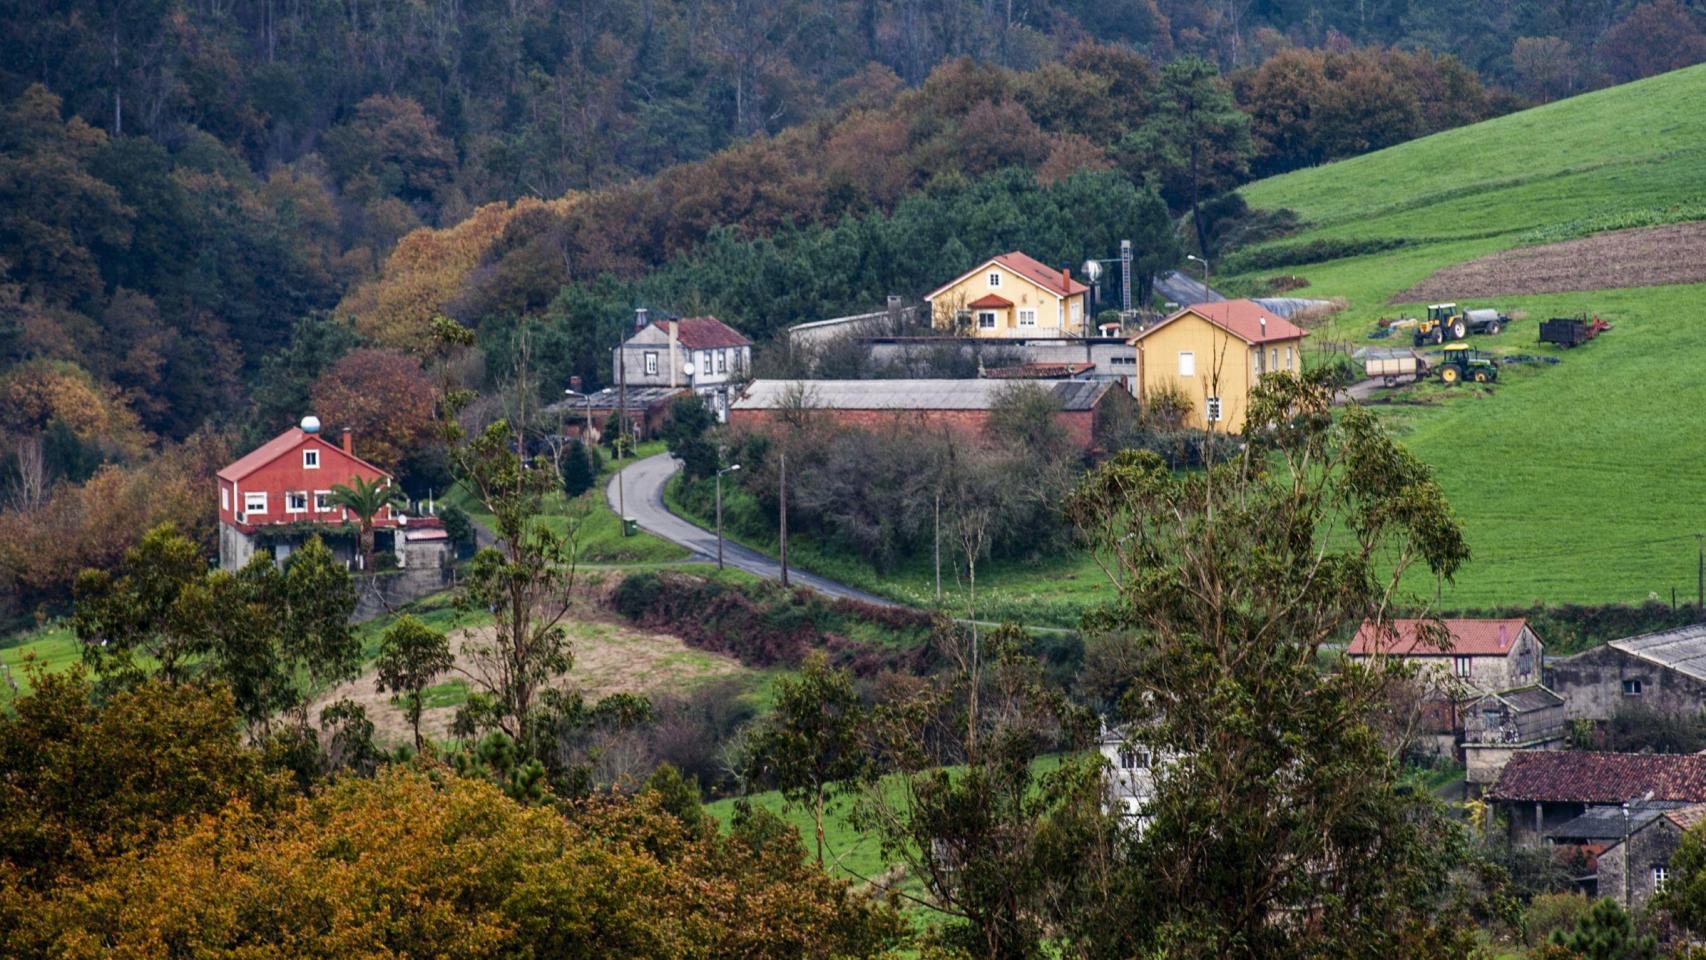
[1549,630,1706,721]
[1597,809,1704,913]
[612,317,751,422]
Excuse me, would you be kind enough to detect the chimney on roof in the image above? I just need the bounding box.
[887,295,903,336]
[1499,623,1509,648]
[1061,266,1071,290]
[341,428,352,455]
[1260,316,1267,338]
[668,319,680,388]
[635,307,649,332]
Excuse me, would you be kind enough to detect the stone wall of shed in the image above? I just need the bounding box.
[1599,819,1683,912]
[1548,645,1706,721]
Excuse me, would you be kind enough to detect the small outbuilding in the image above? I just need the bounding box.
[1488,750,1706,846]
[1548,624,1706,721]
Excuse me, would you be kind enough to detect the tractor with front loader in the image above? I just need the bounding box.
[1435,343,1499,384]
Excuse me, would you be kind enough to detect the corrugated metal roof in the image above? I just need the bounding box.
[733,379,1111,412]
[1610,624,1706,682]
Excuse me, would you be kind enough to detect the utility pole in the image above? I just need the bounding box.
[933,489,942,604]
[779,450,789,588]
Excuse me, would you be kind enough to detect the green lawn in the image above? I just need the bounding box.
[0,623,80,704]
[441,440,690,565]
[1222,62,1706,608]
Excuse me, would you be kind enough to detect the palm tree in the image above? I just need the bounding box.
[329,475,405,571]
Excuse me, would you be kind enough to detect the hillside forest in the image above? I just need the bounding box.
[4,0,1706,623]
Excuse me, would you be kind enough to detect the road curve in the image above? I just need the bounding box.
[606,452,894,606]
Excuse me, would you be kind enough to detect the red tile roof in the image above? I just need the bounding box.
[992,252,1089,297]
[1132,299,1308,346]
[218,427,309,482]
[1490,751,1706,804]
[1346,618,1530,657]
[1666,805,1706,832]
[650,316,751,350]
[217,426,390,483]
[968,293,1014,309]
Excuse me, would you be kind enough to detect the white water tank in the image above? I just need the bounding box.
[300,415,322,434]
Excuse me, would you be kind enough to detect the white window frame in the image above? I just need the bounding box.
[1205,396,1223,423]
[1655,865,1670,890]
[221,486,230,511]
[988,272,1001,288]
[1017,308,1037,327]
[244,491,268,516]
[701,350,712,376]
[1178,351,1195,377]
[1285,346,1294,370]
[285,491,309,514]
[977,311,997,330]
[1624,678,1644,696]
[314,490,333,513]
[1454,656,1472,678]
[1270,347,1279,369]
[303,448,320,469]
[644,351,659,376]
[1070,302,1081,326]
[717,349,727,373]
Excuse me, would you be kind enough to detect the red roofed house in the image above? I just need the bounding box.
[217,416,401,572]
[924,252,1090,338]
[1597,803,1706,911]
[1127,299,1308,432]
[1346,618,1544,694]
[1348,619,1559,778]
[612,311,752,422]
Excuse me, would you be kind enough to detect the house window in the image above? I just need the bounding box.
[977,311,997,329]
[221,487,229,511]
[1117,749,1149,770]
[717,350,727,373]
[303,448,319,469]
[644,351,659,376]
[1254,350,1264,374]
[1655,865,1670,890]
[701,350,711,376]
[1270,348,1278,369]
[1454,656,1472,678]
[285,491,308,514]
[315,491,332,512]
[1285,346,1294,369]
[988,272,1001,287]
[1070,302,1081,327]
[1018,309,1037,327]
[1178,351,1195,377]
[244,492,267,515]
[1624,678,1645,696]
[1205,396,1223,422]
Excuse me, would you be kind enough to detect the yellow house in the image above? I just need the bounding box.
[1128,299,1308,433]
[924,251,1090,338]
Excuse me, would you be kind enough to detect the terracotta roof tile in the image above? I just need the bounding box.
[992,252,1089,297]
[218,428,308,482]
[1132,299,1309,346]
[968,293,1014,309]
[1490,751,1706,804]
[1667,804,1706,832]
[1346,618,1530,657]
[650,316,751,350]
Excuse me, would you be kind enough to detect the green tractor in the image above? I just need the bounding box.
[1436,343,1499,384]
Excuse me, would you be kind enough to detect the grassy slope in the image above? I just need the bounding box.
[1230,63,1706,607]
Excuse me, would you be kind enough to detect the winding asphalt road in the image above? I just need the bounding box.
[606,452,893,605]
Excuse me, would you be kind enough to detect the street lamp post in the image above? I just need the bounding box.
[715,462,740,569]
[1186,254,1211,298]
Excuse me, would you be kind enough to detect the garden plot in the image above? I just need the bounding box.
[1394,221,1706,302]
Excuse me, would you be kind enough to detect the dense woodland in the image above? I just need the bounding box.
[3,0,1706,621]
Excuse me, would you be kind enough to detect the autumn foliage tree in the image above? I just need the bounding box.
[15,768,908,959]
[309,347,436,470]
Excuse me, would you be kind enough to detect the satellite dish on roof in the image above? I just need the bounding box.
[300,415,322,434]
[1081,260,1103,283]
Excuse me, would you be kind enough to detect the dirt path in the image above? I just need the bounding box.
[1392,221,1706,302]
[315,613,746,745]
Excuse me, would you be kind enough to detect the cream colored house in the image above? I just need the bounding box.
[924,251,1089,338]
[1127,299,1307,433]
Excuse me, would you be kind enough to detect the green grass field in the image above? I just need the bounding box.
[1225,63,1706,609]
[0,623,80,704]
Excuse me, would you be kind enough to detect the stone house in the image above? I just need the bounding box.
[1548,624,1706,721]
[1461,685,1568,792]
[1346,618,1544,696]
[612,314,751,422]
[1488,750,1706,847]
[1597,804,1706,913]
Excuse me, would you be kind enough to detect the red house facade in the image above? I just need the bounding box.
[217,417,399,570]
